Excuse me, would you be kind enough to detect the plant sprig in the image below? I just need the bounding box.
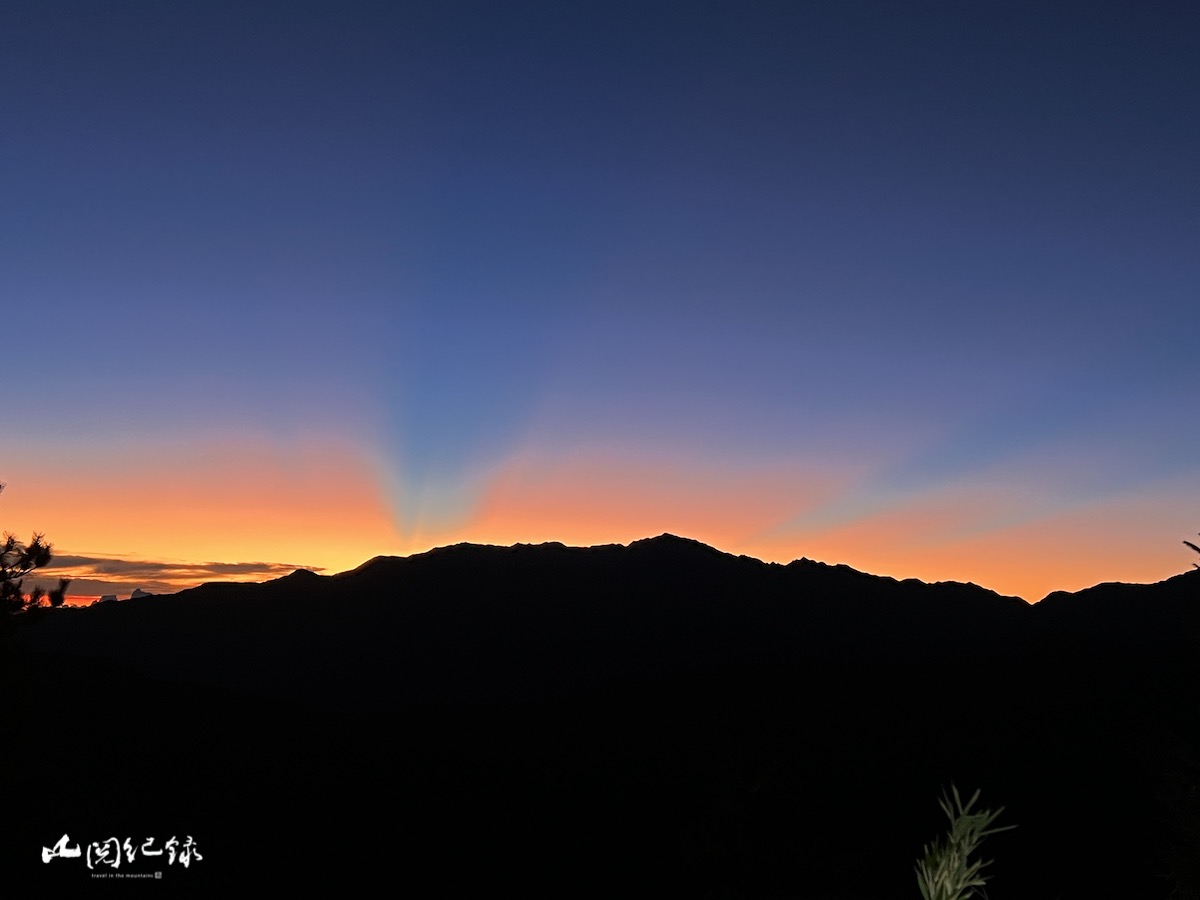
[915,785,1015,900]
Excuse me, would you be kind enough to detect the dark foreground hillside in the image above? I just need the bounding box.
[4,535,1199,897]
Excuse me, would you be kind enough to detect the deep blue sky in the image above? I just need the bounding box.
[3,1,1198,599]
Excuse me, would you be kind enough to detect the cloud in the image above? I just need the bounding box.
[29,553,326,602]
[0,431,399,592]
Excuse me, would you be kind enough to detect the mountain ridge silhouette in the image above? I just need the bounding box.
[6,533,1199,897]
[15,533,1197,710]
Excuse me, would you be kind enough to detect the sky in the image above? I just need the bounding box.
[2,0,1198,603]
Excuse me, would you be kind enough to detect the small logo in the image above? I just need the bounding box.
[41,834,203,871]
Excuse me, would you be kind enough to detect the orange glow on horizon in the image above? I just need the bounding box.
[444,449,855,558]
[4,433,400,598]
[433,452,1194,602]
[5,436,1194,605]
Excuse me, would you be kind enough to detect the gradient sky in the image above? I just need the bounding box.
[3,1,1198,602]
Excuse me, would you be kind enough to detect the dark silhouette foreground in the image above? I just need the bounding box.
[4,535,1198,897]
[0,482,68,616]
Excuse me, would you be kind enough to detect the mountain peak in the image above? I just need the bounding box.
[283,568,322,580]
[629,533,719,552]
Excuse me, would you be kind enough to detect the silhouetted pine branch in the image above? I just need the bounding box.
[1185,536,1200,569]
[1,481,69,615]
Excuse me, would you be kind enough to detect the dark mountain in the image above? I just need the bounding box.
[1033,568,1200,645]
[15,533,1032,709]
[4,535,1198,898]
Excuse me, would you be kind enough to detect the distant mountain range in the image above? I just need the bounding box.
[6,534,1199,897]
[18,533,1200,708]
